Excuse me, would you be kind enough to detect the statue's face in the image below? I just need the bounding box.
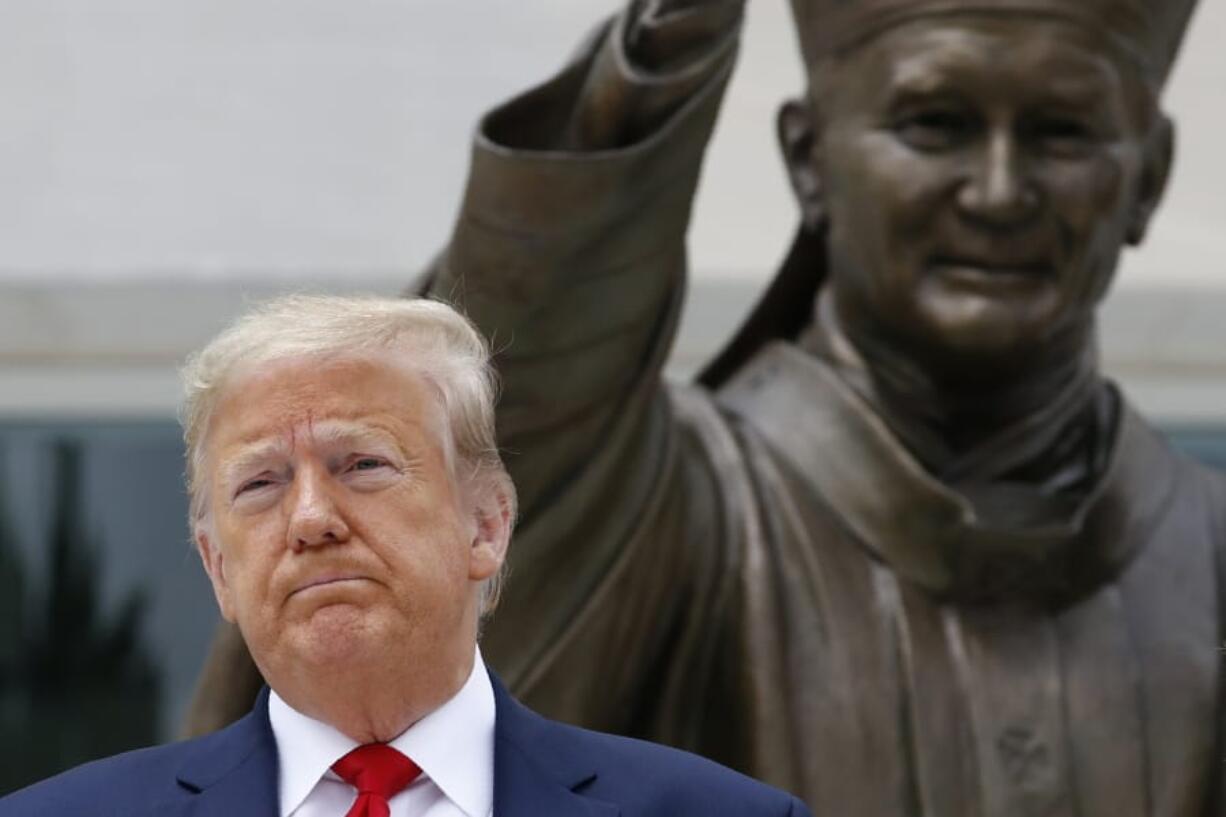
[789,15,1169,370]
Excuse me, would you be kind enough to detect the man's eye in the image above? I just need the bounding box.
[893,110,974,150]
[236,478,274,496]
[349,457,388,472]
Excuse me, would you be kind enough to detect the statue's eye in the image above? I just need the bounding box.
[893,108,975,151]
[1027,116,1097,157]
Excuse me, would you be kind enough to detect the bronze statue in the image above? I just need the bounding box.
[188,0,1225,813]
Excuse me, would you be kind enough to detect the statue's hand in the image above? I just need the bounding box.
[548,0,742,150]
[624,0,744,74]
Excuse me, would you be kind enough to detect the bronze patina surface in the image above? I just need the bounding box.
[187,1,1224,814]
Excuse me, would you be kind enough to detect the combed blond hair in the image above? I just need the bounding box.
[180,293,515,612]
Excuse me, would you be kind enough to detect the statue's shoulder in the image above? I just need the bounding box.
[666,380,723,423]
[665,380,746,456]
[1136,414,1226,547]
[1179,451,1226,528]
[663,380,759,499]
[1116,394,1226,515]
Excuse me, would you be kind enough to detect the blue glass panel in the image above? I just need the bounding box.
[0,422,217,794]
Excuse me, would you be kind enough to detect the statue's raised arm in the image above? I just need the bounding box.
[427,0,741,520]
[423,0,749,742]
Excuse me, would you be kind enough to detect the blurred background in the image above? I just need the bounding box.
[2,0,1224,791]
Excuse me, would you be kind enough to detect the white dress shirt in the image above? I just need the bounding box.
[269,649,495,817]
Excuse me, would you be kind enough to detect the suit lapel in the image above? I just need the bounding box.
[490,674,620,817]
[169,687,280,817]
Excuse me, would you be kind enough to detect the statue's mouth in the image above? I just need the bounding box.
[926,254,1052,286]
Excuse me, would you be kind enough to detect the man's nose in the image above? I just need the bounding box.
[286,467,351,551]
[956,130,1040,227]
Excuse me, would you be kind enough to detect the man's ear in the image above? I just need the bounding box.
[1127,113,1174,246]
[778,97,827,233]
[467,481,512,583]
[195,526,237,623]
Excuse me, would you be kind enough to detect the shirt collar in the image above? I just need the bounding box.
[269,648,496,817]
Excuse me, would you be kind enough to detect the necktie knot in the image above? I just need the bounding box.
[332,744,421,816]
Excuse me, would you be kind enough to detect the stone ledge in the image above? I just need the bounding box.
[5,275,1226,421]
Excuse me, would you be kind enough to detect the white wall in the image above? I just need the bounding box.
[2,0,1225,418]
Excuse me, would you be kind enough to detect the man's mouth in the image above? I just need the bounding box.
[289,574,370,598]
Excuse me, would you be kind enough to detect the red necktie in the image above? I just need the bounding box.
[332,744,422,817]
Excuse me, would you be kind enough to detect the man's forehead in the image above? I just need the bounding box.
[208,353,442,455]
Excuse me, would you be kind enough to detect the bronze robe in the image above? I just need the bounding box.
[429,18,1226,817]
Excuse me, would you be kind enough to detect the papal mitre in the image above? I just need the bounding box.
[788,0,1200,86]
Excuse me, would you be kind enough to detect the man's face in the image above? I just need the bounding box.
[195,354,504,695]
[796,16,1166,370]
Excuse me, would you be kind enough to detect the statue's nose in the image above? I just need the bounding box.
[956,132,1041,227]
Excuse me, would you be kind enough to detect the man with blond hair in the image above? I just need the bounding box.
[0,294,809,817]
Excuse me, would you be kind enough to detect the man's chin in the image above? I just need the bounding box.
[282,605,389,667]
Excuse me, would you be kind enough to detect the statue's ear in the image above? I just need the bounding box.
[1127,113,1174,246]
[777,98,826,233]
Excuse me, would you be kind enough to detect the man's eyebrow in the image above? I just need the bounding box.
[310,420,405,451]
[217,439,289,487]
[309,420,425,466]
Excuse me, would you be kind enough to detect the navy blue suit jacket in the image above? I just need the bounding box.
[0,675,810,816]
